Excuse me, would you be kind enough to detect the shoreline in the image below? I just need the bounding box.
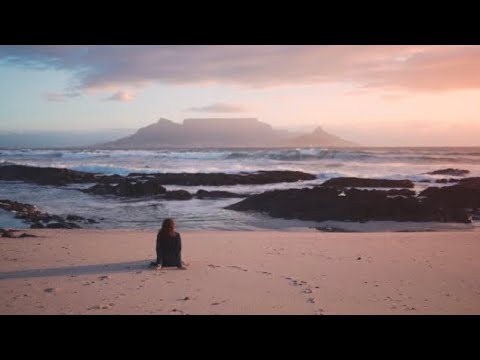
[1,228,480,314]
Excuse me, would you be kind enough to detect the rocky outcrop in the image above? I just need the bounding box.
[0,165,96,185]
[226,187,474,223]
[83,179,167,197]
[195,190,246,199]
[419,185,480,208]
[426,168,470,176]
[384,189,416,196]
[127,171,316,186]
[0,199,96,228]
[1,228,38,238]
[321,177,414,188]
[1,164,316,189]
[96,174,124,184]
[435,178,459,184]
[456,177,480,189]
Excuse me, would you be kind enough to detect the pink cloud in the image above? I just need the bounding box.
[186,103,247,113]
[106,90,135,102]
[2,45,480,94]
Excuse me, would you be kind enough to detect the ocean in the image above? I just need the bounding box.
[1,147,480,231]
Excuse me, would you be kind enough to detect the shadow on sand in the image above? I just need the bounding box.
[0,260,158,280]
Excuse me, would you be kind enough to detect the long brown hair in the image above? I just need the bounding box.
[160,218,176,237]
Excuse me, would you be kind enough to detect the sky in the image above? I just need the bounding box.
[0,45,480,146]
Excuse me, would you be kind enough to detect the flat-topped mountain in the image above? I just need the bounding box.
[96,118,356,148]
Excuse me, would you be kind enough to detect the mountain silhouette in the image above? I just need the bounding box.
[96,118,356,148]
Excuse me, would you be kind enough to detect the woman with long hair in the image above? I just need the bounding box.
[150,218,186,269]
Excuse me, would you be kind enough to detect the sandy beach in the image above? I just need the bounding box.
[1,228,480,315]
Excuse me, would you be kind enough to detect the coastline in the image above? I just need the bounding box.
[2,228,480,315]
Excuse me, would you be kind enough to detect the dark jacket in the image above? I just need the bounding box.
[156,231,182,267]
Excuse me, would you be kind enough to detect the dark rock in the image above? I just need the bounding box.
[127,170,316,186]
[426,168,470,176]
[419,185,480,209]
[96,174,124,184]
[196,189,246,199]
[66,214,85,222]
[456,177,480,190]
[114,180,136,196]
[19,233,38,238]
[226,187,471,223]
[83,183,116,195]
[472,208,480,221]
[321,177,414,188]
[66,215,99,224]
[143,178,167,195]
[0,229,37,238]
[0,199,88,228]
[435,178,460,184]
[30,222,45,229]
[164,190,193,200]
[84,179,166,197]
[1,228,15,238]
[385,189,416,197]
[0,165,96,185]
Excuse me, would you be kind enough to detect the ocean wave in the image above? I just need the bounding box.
[3,148,480,164]
[0,160,18,166]
[0,150,64,158]
[70,165,161,176]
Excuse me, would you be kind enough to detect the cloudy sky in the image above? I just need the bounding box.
[1,45,479,146]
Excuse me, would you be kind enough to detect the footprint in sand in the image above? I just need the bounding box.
[170,308,185,314]
[256,271,272,276]
[227,265,248,272]
[211,299,229,306]
[289,280,302,286]
[88,303,115,310]
[283,277,321,306]
[44,287,58,294]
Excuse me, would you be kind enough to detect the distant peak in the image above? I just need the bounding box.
[157,118,174,124]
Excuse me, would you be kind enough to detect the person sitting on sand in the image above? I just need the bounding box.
[150,218,186,270]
